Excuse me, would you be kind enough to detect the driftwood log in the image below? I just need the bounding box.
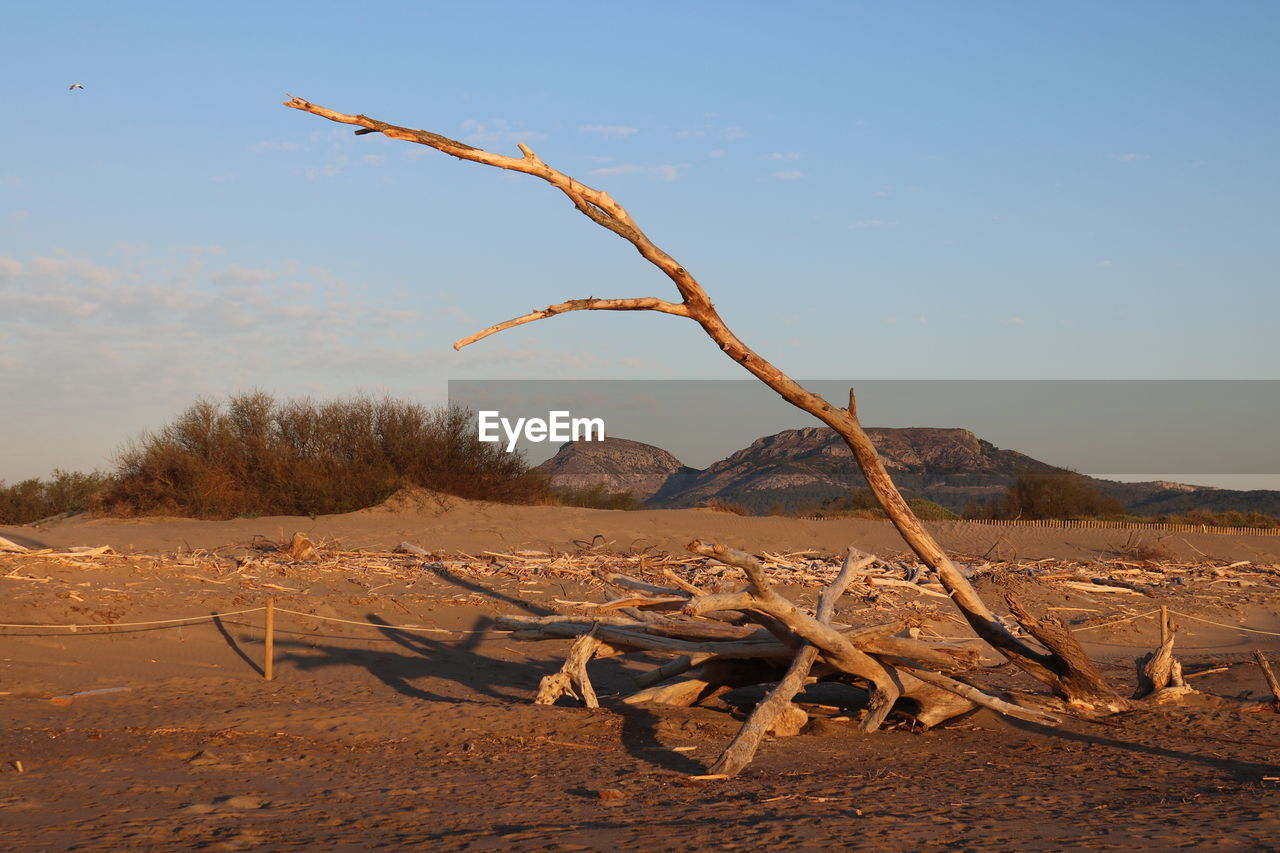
[1133,606,1187,702]
[282,97,1207,772]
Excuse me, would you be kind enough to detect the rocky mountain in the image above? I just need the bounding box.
[649,427,1061,513]
[536,428,1280,517]
[533,436,699,502]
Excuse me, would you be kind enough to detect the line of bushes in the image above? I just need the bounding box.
[809,488,960,521]
[550,484,644,511]
[1,392,552,522]
[0,470,113,525]
[963,470,1126,521]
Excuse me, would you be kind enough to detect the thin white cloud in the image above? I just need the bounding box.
[773,170,803,180]
[719,126,749,142]
[460,119,547,148]
[362,154,385,167]
[591,164,643,177]
[1109,153,1147,162]
[0,252,420,401]
[579,124,638,139]
[210,263,275,285]
[305,155,347,180]
[849,219,896,229]
[762,152,800,161]
[590,164,683,181]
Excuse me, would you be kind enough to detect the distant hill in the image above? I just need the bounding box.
[535,427,1280,517]
[532,436,698,502]
[649,426,1059,513]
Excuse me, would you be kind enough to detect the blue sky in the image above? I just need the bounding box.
[2,1,1278,483]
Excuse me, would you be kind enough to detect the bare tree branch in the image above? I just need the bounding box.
[453,297,691,350]
[283,95,1122,709]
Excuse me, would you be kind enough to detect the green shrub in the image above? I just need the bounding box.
[905,497,961,521]
[812,488,959,521]
[551,483,643,510]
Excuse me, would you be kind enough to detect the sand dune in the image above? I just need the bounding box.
[2,494,1279,849]
[6,487,1279,564]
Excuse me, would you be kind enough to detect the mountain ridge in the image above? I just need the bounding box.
[533,428,1280,516]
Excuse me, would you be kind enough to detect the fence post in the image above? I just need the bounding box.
[264,597,275,681]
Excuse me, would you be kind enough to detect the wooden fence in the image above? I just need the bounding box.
[798,515,1280,536]
[927,517,1280,537]
[955,518,1280,536]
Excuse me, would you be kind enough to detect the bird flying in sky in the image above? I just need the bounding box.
[69,83,84,90]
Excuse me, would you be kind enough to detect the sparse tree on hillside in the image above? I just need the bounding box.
[1005,470,1125,520]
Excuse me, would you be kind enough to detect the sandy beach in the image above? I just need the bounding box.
[3,495,1279,850]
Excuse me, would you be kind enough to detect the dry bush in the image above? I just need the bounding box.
[551,484,643,511]
[0,469,113,525]
[1157,508,1280,529]
[1001,470,1126,520]
[94,392,548,519]
[699,498,754,516]
[816,488,958,521]
[1113,532,1174,562]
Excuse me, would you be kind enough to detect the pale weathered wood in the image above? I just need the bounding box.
[497,613,976,671]
[283,532,319,561]
[0,535,30,553]
[1252,650,1280,712]
[623,660,772,708]
[709,546,868,775]
[596,571,692,598]
[281,96,1110,707]
[897,667,1059,725]
[535,627,602,708]
[282,97,1136,765]
[711,548,870,773]
[1134,606,1186,700]
[1005,595,1128,711]
[263,597,275,682]
[633,654,711,688]
[685,540,900,730]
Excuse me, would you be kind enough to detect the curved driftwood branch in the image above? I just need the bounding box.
[454,297,692,349]
[283,95,1120,709]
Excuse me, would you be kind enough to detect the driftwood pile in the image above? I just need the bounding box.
[500,539,1280,776]
[8,530,1278,777]
[506,540,1057,777]
[275,97,1280,774]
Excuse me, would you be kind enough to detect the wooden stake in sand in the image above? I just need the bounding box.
[264,597,275,681]
[1252,650,1280,712]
